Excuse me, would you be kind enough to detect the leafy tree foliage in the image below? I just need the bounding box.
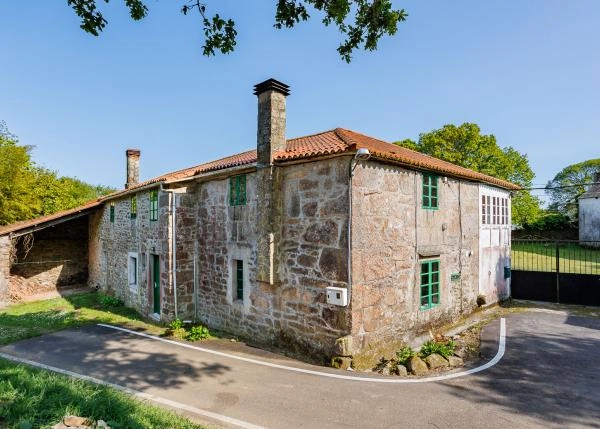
[545,159,600,219]
[0,122,115,226]
[394,123,541,225]
[67,0,407,62]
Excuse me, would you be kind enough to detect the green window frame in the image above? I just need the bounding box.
[149,190,158,221]
[130,195,137,219]
[235,260,244,301]
[109,203,115,223]
[422,174,439,209]
[420,260,440,310]
[229,175,247,206]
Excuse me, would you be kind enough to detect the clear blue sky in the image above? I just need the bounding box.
[1,1,598,200]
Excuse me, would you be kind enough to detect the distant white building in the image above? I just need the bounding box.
[579,172,600,247]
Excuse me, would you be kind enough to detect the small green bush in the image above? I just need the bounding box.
[185,325,210,342]
[168,319,184,330]
[522,213,574,231]
[98,294,123,308]
[395,346,414,366]
[419,339,455,359]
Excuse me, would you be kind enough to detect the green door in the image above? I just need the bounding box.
[152,255,160,314]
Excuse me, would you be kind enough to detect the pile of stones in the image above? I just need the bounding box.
[375,335,471,377]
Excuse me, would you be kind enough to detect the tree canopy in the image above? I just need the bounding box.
[545,159,600,219]
[394,123,541,226]
[0,122,114,226]
[66,0,407,62]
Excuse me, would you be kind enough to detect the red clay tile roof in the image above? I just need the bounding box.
[278,128,519,190]
[0,128,519,236]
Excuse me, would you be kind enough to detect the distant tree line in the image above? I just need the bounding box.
[0,121,114,226]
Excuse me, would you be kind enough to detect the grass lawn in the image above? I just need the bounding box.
[511,242,600,274]
[0,292,164,346]
[0,358,206,429]
[0,292,208,429]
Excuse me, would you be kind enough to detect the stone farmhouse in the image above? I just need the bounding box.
[0,79,518,360]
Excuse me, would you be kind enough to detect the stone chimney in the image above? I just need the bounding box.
[253,79,290,166]
[253,79,289,285]
[125,149,140,189]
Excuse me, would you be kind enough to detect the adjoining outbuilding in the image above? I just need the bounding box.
[0,79,519,362]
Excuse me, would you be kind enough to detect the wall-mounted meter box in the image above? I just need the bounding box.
[326,287,348,306]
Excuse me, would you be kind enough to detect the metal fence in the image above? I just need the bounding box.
[511,240,600,305]
[511,240,600,275]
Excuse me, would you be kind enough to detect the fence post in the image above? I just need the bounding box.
[555,241,560,303]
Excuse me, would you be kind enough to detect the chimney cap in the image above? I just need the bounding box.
[126,149,141,157]
[253,78,290,96]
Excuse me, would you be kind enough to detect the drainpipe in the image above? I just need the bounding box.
[347,148,371,306]
[160,184,187,321]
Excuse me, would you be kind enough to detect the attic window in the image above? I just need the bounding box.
[109,203,115,223]
[229,175,247,206]
[422,174,438,209]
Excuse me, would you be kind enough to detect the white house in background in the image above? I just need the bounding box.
[579,172,600,247]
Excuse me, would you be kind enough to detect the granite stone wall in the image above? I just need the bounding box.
[88,188,189,319]
[194,158,351,357]
[350,162,480,355]
[0,236,11,306]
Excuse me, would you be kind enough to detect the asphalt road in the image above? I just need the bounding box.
[2,310,599,429]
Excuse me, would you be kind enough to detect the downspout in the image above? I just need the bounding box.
[347,162,354,306]
[160,184,179,320]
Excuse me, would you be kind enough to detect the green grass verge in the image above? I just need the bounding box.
[512,242,600,274]
[0,357,206,429]
[0,292,208,428]
[0,292,164,346]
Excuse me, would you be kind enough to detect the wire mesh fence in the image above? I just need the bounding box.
[511,240,600,275]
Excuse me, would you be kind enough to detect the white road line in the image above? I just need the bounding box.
[97,318,506,384]
[0,351,267,429]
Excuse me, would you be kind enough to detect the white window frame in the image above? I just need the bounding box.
[128,252,139,290]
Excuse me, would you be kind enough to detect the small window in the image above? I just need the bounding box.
[422,174,438,209]
[486,195,491,224]
[130,195,137,219]
[109,203,115,223]
[420,260,440,310]
[234,259,244,301]
[149,190,158,221]
[128,253,138,289]
[229,175,247,206]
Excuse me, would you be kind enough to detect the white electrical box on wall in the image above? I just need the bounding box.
[326,286,348,306]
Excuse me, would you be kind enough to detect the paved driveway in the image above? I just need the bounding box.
[2,311,599,429]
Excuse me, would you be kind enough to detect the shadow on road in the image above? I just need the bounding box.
[441,312,600,428]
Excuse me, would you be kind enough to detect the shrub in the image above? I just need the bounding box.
[185,325,210,342]
[522,213,574,231]
[395,346,414,366]
[98,293,123,308]
[168,319,184,330]
[419,339,455,359]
